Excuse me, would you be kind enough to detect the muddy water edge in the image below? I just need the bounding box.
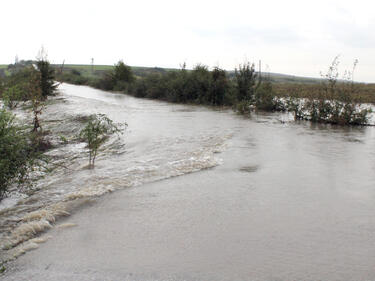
[2,83,375,280]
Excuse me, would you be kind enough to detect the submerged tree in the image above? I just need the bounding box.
[36,47,58,100]
[28,68,45,132]
[36,60,58,99]
[79,114,126,168]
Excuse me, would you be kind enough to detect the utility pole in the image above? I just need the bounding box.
[91,58,94,74]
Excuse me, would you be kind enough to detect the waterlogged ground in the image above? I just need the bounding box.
[2,84,375,280]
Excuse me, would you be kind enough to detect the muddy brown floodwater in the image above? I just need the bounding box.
[2,83,375,280]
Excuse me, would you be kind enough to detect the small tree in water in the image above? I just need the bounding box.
[36,47,58,100]
[79,114,126,168]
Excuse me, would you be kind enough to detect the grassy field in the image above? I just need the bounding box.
[274,83,375,104]
[54,64,177,79]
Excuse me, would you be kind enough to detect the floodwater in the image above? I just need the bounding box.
[2,84,375,280]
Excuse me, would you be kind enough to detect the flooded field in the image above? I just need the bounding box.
[2,84,375,280]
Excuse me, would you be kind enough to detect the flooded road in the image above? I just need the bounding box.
[2,84,375,280]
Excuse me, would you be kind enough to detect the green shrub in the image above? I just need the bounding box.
[36,60,58,99]
[235,62,260,103]
[79,114,126,168]
[2,85,25,109]
[0,109,43,199]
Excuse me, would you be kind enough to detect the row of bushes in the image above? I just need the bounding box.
[56,59,372,126]
[58,62,273,107]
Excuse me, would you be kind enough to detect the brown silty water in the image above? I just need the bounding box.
[1,83,375,280]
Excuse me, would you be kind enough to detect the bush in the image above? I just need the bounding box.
[255,79,278,111]
[36,60,58,99]
[235,62,259,103]
[236,100,252,115]
[298,57,371,125]
[79,114,126,167]
[209,67,231,106]
[2,85,25,109]
[0,109,43,199]
[94,61,135,91]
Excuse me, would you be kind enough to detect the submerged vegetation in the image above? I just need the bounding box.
[0,55,122,201]
[79,114,126,168]
[284,57,372,125]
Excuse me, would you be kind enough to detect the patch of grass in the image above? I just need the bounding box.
[274,83,375,104]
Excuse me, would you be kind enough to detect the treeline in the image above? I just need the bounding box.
[57,61,275,107]
[56,58,372,126]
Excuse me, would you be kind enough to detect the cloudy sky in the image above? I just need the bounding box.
[2,0,374,82]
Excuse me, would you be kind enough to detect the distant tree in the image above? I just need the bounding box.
[209,67,229,105]
[96,61,134,91]
[255,74,278,111]
[35,47,58,99]
[188,64,211,103]
[36,59,58,99]
[113,60,134,83]
[79,114,126,168]
[235,62,260,103]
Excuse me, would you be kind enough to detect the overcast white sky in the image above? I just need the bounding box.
[2,0,374,82]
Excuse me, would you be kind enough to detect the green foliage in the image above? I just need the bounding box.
[113,60,134,84]
[1,67,33,100]
[187,64,211,103]
[209,67,230,106]
[236,100,252,115]
[79,114,126,167]
[0,66,47,131]
[289,57,372,125]
[57,70,89,85]
[131,64,235,106]
[36,60,58,99]
[0,109,43,199]
[55,59,372,126]
[235,62,260,103]
[2,85,24,109]
[93,61,135,91]
[254,78,281,111]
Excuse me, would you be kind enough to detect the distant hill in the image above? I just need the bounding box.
[53,64,323,84]
[0,63,364,84]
